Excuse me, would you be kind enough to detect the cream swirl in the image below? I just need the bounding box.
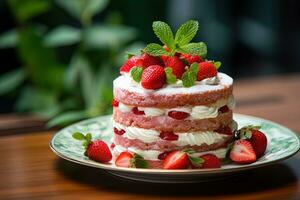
[138,107,165,116]
[190,106,218,119]
[118,102,133,113]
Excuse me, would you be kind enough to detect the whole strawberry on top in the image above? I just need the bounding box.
[119,20,223,90]
[72,132,112,163]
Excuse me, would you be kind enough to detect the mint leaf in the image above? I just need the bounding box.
[188,156,204,167]
[182,63,199,87]
[130,67,144,82]
[144,43,169,56]
[72,132,85,140]
[214,61,222,69]
[164,67,177,84]
[85,133,92,143]
[153,21,175,49]
[175,20,199,46]
[131,153,149,168]
[126,51,136,59]
[178,42,207,57]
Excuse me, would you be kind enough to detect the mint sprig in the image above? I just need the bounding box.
[130,153,149,168]
[72,132,92,150]
[164,67,177,84]
[182,62,199,87]
[214,61,222,69]
[144,20,207,57]
[130,66,144,82]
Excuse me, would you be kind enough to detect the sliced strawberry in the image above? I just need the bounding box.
[158,151,171,160]
[216,126,232,135]
[159,131,178,141]
[115,152,133,167]
[132,107,145,115]
[180,54,203,65]
[219,105,229,113]
[230,139,257,164]
[86,140,112,163]
[136,53,163,67]
[200,154,221,168]
[163,151,189,169]
[110,143,115,149]
[197,61,217,81]
[114,127,125,135]
[163,56,186,79]
[141,65,166,89]
[168,111,190,120]
[112,99,119,107]
[120,56,140,73]
[249,130,267,157]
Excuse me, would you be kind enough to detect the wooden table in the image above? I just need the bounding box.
[0,74,299,200]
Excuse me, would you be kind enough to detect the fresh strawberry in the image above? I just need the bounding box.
[216,126,232,135]
[72,132,112,163]
[115,152,133,167]
[180,54,203,65]
[163,56,186,79]
[159,131,178,141]
[219,105,229,113]
[168,111,190,120]
[112,99,119,107]
[200,154,221,168]
[163,151,189,169]
[141,65,166,89]
[197,61,217,81]
[132,107,145,115]
[120,56,140,73]
[136,53,163,67]
[114,127,125,135]
[230,139,257,164]
[86,140,112,163]
[237,126,267,157]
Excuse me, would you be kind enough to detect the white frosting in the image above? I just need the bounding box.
[138,107,165,116]
[113,145,228,161]
[113,121,236,146]
[190,106,218,119]
[118,102,133,113]
[113,72,233,95]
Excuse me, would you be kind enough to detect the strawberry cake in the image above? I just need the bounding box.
[110,20,238,169]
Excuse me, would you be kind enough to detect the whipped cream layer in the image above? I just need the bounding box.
[113,145,228,161]
[113,121,237,146]
[113,72,233,95]
[118,95,235,119]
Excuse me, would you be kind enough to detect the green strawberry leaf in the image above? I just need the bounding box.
[72,132,85,140]
[188,155,204,167]
[130,66,144,82]
[144,43,169,56]
[152,21,175,49]
[131,153,149,168]
[214,61,222,69]
[175,20,199,46]
[126,51,136,59]
[177,42,207,57]
[164,67,177,84]
[85,133,92,143]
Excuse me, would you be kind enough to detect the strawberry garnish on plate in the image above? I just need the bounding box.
[180,54,203,65]
[115,152,148,168]
[163,150,189,169]
[230,139,257,164]
[197,61,217,81]
[141,65,166,89]
[163,56,186,79]
[111,99,119,107]
[236,125,267,157]
[72,132,112,163]
[199,154,221,168]
[168,111,190,120]
[120,56,140,74]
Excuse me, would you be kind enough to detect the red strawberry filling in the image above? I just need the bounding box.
[110,143,116,149]
[132,107,145,115]
[168,111,190,120]
[114,127,125,135]
[158,151,172,160]
[112,99,119,107]
[219,105,229,113]
[159,131,178,141]
[216,126,232,135]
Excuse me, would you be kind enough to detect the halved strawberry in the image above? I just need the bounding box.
[112,99,119,107]
[163,56,186,79]
[115,152,133,167]
[136,53,163,67]
[200,154,221,168]
[114,127,125,135]
[132,107,145,115]
[216,126,232,135]
[230,139,257,164]
[158,151,172,160]
[248,130,267,157]
[163,151,189,169]
[141,65,166,89]
[120,56,140,73]
[180,54,203,65]
[197,61,217,81]
[159,131,178,141]
[168,111,190,120]
[219,105,229,113]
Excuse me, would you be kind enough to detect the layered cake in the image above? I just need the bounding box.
[111,20,237,169]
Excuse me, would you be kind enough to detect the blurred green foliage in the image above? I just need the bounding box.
[0,0,144,126]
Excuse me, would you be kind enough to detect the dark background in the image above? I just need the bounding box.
[0,0,299,124]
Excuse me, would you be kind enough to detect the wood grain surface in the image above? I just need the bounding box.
[0,74,299,200]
